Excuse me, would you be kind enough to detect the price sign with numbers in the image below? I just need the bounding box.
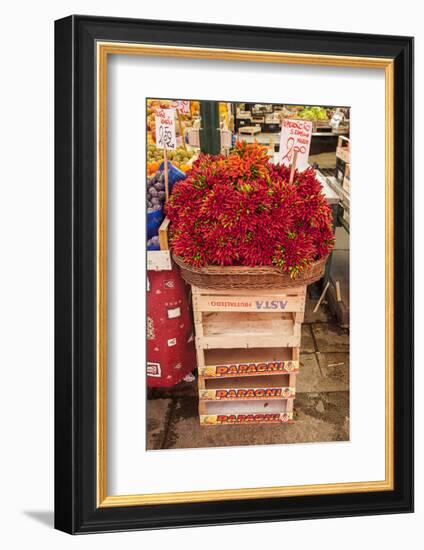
[278,119,313,171]
[155,108,177,150]
[171,100,190,114]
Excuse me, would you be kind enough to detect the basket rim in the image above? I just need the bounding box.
[172,253,328,275]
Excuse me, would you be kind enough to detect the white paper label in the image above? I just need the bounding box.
[221,129,232,148]
[279,118,313,171]
[147,250,172,271]
[167,307,181,319]
[155,108,177,150]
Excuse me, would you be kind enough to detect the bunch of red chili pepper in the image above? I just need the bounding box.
[166,141,334,277]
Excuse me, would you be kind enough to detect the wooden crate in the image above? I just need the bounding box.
[312,120,332,133]
[336,135,350,163]
[192,285,306,425]
[238,125,261,135]
[342,163,350,194]
[147,217,172,271]
[192,285,304,349]
[335,156,348,184]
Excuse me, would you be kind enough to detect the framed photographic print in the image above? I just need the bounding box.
[54,15,414,533]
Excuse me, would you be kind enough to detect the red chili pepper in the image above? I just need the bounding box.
[166,141,334,273]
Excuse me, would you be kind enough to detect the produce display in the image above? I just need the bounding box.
[298,106,328,121]
[147,171,167,211]
[147,163,188,249]
[147,144,196,175]
[278,106,302,119]
[146,171,166,249]
[146,99,199,250]
[166,141,334,277]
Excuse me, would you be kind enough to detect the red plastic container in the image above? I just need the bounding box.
[147,265,196,387]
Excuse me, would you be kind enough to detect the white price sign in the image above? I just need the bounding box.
[155,109,177,150]
[171,100,190,114]
[221,130,232,149]
[279,119,313,171]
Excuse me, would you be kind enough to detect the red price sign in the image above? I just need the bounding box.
[171,100,190,114]
[278,119,313,171]
[155,108,177,150]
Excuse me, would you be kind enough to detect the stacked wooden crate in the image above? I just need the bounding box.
[191,285,306,425]
[335,135,350,184]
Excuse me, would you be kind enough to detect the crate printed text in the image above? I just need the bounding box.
[215,361,295,375]
[214,388,290,399]
[208,300,289,310]
[216,413,290,423]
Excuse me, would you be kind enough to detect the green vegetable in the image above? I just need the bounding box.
[298,106,328,121]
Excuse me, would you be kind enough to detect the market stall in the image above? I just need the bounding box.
[146,99,350,421]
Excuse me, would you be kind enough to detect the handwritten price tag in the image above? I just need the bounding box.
[221,129,232,149]
[155,108,177,150]
[279,119,313,171]
[171,100,190,114]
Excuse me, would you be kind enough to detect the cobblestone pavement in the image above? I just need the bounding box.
[147,295,349,450]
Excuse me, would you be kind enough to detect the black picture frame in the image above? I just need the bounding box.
[55,15,414,534]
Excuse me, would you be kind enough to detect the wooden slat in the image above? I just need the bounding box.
[197,333,300,349]
[200,413,293,425]
[204,399,290,414]
[199,361,299,377]
[197,311,301,349]
[196,347,206,368]
[200,373,296,401]
[336,135,350,163]
[158,217,170,251]
[294,311,305,323]
[192,285,306,297]
[193,311,204,338]
[198,347,300,377]
[200,400,293,425]
[204,347,295,364]
[193,293,305,313]
[204,374,290,389]
[202,312,294,336]
[199,386,295,401]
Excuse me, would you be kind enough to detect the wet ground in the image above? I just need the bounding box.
[147,295,349,450]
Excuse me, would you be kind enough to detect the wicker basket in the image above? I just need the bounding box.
[172,254,328,290]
